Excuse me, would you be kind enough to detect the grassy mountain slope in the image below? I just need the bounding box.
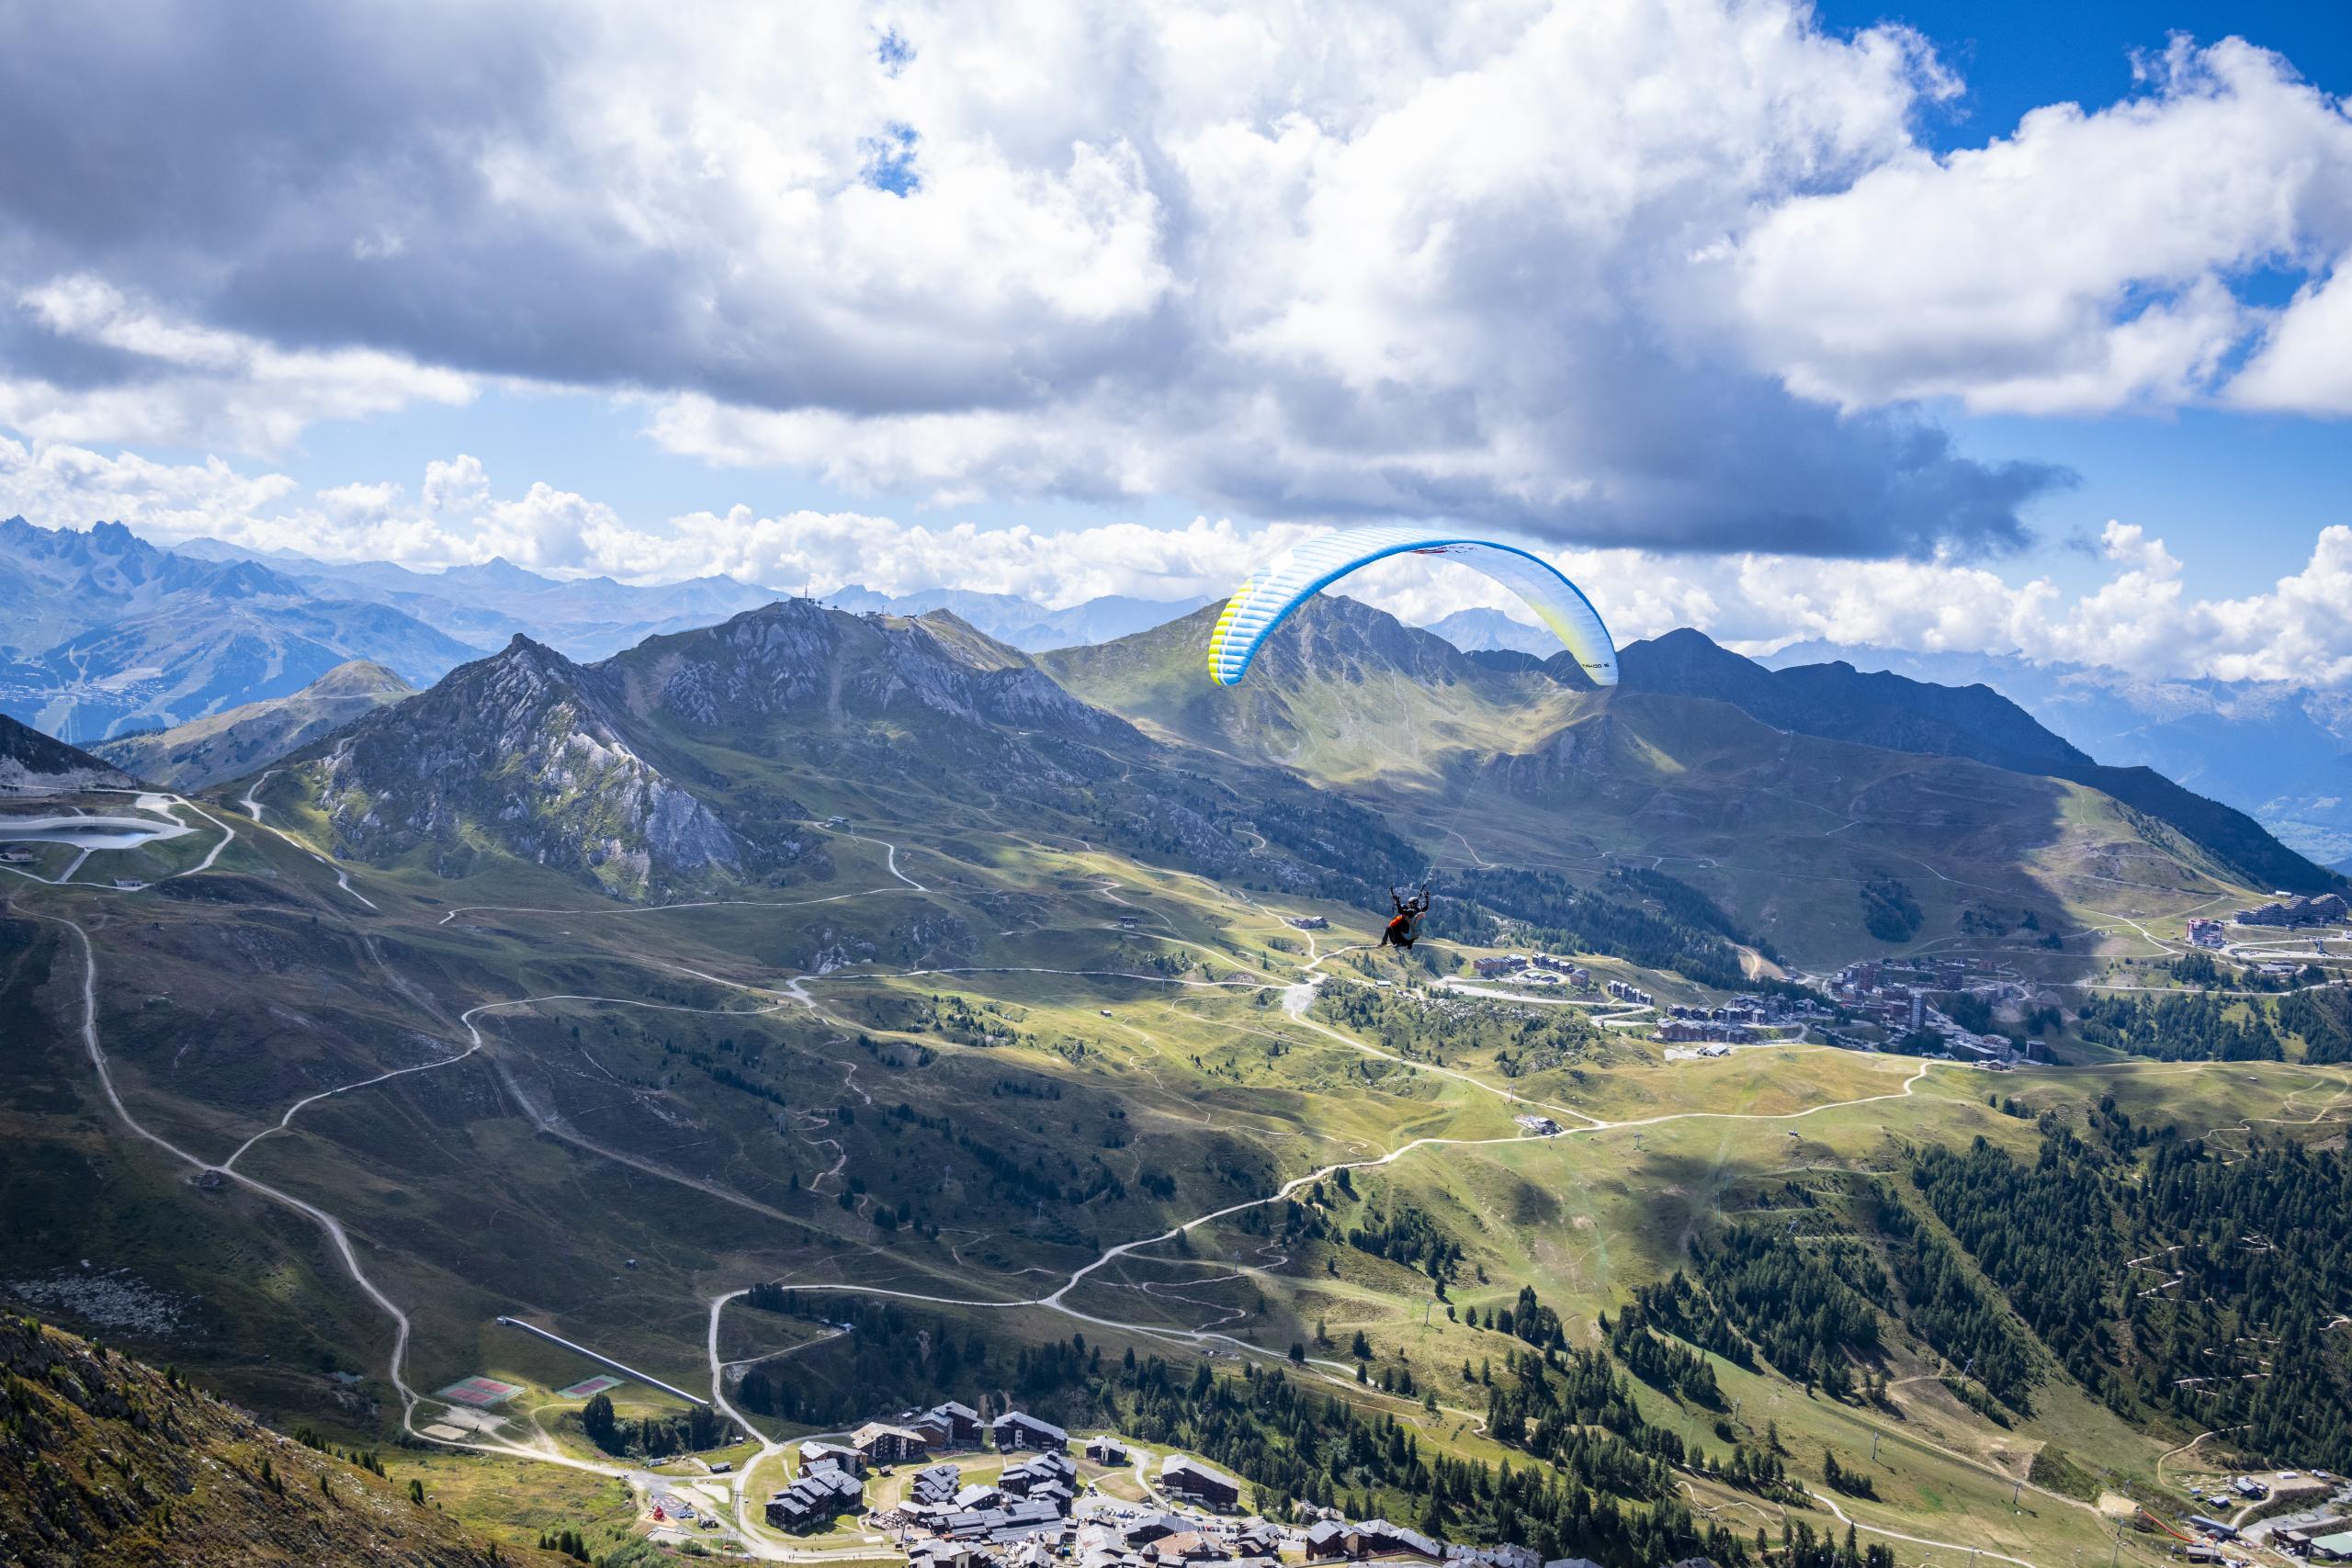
[0,1313,536,1567]
[1051,596,2256,968]
[91,661,414,790]
[1045,596,1585,786]
[4,778,2295,1568]
[1764,638,2352,869]
[1623,628,2340,893]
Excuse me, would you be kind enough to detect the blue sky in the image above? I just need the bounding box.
[1,1,2347,678]
[1822,0,2350,155]
[1815,0,2352,595]
[109,0,2345,600]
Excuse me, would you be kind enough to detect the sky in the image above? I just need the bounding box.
[1,1,2348,682]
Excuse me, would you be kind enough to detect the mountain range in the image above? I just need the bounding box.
[175,534,1211,659]
[1617,629,2336,893]
[32,590,2326,965]
[21,519,2352,884]
[0,520,475,744]
[12,507,2343,909]
[1761,639,2352,875]
[0,522,1206,741]
[1044,598,2336,898]
[1421,605,2352,877]
[266,599,1412,907]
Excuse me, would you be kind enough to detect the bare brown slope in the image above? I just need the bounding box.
[0,1314,543,1568]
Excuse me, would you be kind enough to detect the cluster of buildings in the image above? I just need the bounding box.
[2188,918,2230,950]
[767,1401,985,1531]
[1653,991,1832,1047]
[2184,1470,2352,1558]
[1818,958,2020,1065]
[1653,1021,1756,1046]
[1057,1501,1574,1568]
[1604,978,1652,1007]
[886,1444,1245,1564]
[888,1451,1077,1547]
[767,1451,868,1530]
[1827,956,1996,1005]
[776,1406,1110,1547]
[1068,1512,1603,1568]
[1056,1502,1282,1568]
[2266,1509,2352,1559]
[1468,953,1591,988]
[2234,893,2350,929]
[761,1392,1631,1568]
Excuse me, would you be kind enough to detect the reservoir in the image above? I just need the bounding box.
[0,813,195,850]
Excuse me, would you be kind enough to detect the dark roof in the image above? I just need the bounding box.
[1162,1455,1243,1496]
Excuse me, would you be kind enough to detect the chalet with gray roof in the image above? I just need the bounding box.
[991,1410,1069,1451]
[1159,1454,1243,1511]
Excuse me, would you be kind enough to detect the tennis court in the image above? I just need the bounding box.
[559,1374,624,1399]
[435,1375,526,1407]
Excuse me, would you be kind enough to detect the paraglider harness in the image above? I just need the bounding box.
[1381,885,1431,950]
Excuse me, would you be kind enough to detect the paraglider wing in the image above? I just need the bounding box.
[1206,525,1618,687]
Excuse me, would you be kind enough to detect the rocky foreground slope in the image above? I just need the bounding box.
[0,714,138,795]
[0,1314,537,1567]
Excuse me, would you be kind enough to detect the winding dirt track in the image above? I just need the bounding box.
[16,822,2170,1565]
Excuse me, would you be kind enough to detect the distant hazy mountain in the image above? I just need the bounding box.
[178,539,786,661]
[0,711,140,795]
[0,519,479,741]
[176,539,1211,658]
[92,660,414,789]
[1763,639,2352,873]
[1422,607,1555,654]
[827,584,1213,650]
[1625,629,2340,893]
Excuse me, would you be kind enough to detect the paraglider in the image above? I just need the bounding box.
[1204,525,1616,948]
[1381,886,1431,950]
[1205,525,1618,689]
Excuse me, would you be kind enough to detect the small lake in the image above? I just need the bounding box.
[0,813,195,849]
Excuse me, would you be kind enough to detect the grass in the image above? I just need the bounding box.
[384,1448,640,1556]
[4,754,2336,1568]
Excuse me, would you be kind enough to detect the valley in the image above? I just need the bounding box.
[5,601,2352,1568]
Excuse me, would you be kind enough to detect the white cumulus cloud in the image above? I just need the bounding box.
[2,276,473,452]
[46,0,2342,552]
[1732,36,2352,415]
[10,438,2352,689]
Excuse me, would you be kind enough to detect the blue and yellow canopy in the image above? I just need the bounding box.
[1207,525,1618,688]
